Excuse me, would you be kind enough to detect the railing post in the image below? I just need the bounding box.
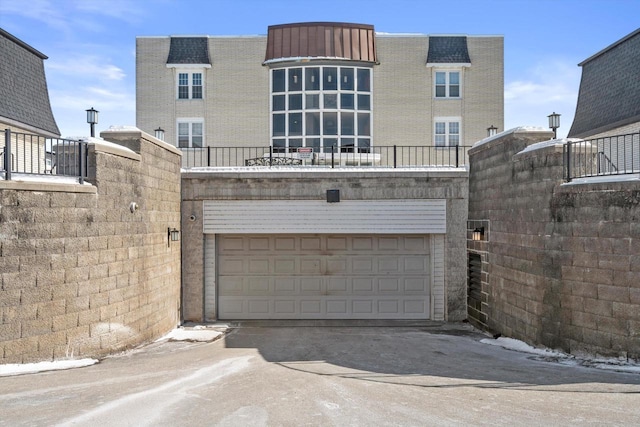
[331,145,335,168]
[78,141,85,184]
[207,146,211,167]
[4,128,11,181]
[566,140,572,182]
[393,145,397,169]
[455,144,459,168]
[269,145,273,167]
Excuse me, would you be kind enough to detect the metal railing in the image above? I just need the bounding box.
[181,145,470,169]
[1,129,88,183]
[564,132,640,182]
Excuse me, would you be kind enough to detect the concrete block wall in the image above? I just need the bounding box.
[181,169,469,322]
[0,128,181,363]
[468,128,640,359]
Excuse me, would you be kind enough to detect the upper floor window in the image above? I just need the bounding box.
[270,65,372,154]
[434,71,460,98]
[177,72,203,100]
[177,119,203,148]
[435,117,460,147]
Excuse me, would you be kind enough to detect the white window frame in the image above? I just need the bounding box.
[176,69,204,100]
[434,70,461,99]
[177,118,204,148]
[434,117,461,147]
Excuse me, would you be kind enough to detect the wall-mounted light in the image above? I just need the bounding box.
[472,227,485,241]
[548,112,561,139]
[155,127,165,141]
[86,107,99,137]
[168,227,180,247]
[487,125,498,137]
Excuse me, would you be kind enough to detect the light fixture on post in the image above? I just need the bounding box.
[472,227,485,241]
[548,112,560,139]
[487,125,498,137]
[168,227,180,247]
[155,127,165,141]
[86,107,98,137]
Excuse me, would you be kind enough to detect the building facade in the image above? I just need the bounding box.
[136,22,503,153]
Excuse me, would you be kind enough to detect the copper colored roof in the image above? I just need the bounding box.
[264,22,377,64]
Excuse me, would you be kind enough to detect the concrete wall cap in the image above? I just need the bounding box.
[472,126,552,149]
[100,126,182,157]
[517,138,582,155]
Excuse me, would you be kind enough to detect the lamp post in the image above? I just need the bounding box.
[548,112,560,139]
[86,107,98,137]
[487,125,498,137]
[155,127,165,141]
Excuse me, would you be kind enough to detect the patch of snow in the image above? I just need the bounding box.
[0,359,98,377]
[562,173,640,185]
[105,125,141,132]
[481,337,565,357]
[471,126,550,149]
[518,137,581,154]
[5,173,87,185]
[157,326,224,342]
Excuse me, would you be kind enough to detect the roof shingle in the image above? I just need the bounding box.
[166,37,211,65]
[427,36,471,64]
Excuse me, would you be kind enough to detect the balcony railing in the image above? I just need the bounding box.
[1,129,88,183]
[181,145,471,169]
[564,132,640,182]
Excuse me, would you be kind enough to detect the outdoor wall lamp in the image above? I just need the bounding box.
[472,227,485,241]
[155,127,165,141]
[548,112,560,139]
[487,125,498,137]
[86,107,98,137]
[168,227,180,247]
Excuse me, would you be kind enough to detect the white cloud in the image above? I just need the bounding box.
[72,0,146,24]
[48,55,126,81]
[0,0,70,32]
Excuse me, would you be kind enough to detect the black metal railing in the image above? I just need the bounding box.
[180,145,470,169]
[564,132,640,182]
[1,129,88,183]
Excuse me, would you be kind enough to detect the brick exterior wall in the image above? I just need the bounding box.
[136,33,503,149]
[468,129,640,359]
[181,170,469,322]
[0,129,181,363]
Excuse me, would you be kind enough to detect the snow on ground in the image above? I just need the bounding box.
[157,325,227,343]
[0,359,98,377]
[481,336,640,374]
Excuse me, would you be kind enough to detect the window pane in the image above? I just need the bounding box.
[323,138,337,153]
[357,113,370,136]
[308,138,321,152]
[341,112,354,135]
[323,112,338,135]
[178,136,189,148]
[449,135,460,145]
[449,85,460,97]
[324,94,337,109]
[192,136,203,148]
[305,112,320,135]
[289,139,303,150]
[178,122,189,134]
[192,123,203,136]
[273,139,286,153]
[289,112,302,135]
[289,94,303,110]
[273,69,285,92]
[273,95,286,111]
[435,86,446,97]
[435,135,446,147]
[450,72,460,85]
[306,67,320,90]
[435,122,446,134]
[435,72,446,85]
[273,114,285,136]
[357,68,370,92]
[341,138,355,152]
[192,73,202,85]
[341,68,354,90]
[178,86,189,99]
[306,94,320,109]
[449,122,459,134]
[192,86,202,99]
[179,73,188,85]
[324,67,337,90]
[289,68,302,91]
[341,94,354,109]
[358,138,371,153]
[357,94,370,110]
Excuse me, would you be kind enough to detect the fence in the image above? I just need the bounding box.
[181,145,471,169]
[564,132,640,182]
[1,129,88,183]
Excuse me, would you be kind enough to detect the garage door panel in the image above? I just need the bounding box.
[216,235,431,320]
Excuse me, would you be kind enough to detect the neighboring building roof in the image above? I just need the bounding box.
[568,28,640,138]
[166,37,211,65]
[264,22,378,64]
[426,36,471,65]
[0,28,60,136]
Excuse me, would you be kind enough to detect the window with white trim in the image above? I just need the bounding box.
[270,65,372,154]
[434,71,460,98]
[177,120,203,148]
[434,118,461,147]
[177,72,203,99]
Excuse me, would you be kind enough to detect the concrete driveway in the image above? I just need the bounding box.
[1,323,639,426]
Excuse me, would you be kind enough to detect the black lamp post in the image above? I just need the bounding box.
[155,127,165,141]
[487,125,498,137]
[548,112,560,139]
[86,107,98,137]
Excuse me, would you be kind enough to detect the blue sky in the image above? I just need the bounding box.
[1,0,638,139]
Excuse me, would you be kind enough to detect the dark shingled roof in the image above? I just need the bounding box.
[0,28,60,136]
[568,28,640,138]
[427,36,470,64]
[166,37,211,65]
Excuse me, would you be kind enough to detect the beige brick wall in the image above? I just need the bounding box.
[0,129,181,363]
[137,33,503,149]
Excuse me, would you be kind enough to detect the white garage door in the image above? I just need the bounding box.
[216,234,431,320]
